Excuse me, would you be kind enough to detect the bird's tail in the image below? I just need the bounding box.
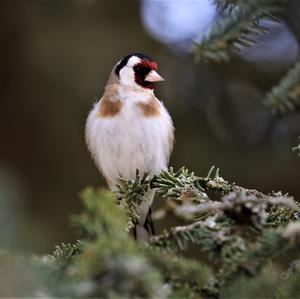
[133,189,155,242]
[133,207,155,242]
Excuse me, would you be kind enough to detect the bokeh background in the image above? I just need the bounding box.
[1,0,300,254]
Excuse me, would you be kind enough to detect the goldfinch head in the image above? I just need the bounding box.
[114,53,164,90]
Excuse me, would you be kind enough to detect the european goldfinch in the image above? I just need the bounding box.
[85,53,174,241]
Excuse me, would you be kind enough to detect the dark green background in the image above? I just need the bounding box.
[0,0,299,253]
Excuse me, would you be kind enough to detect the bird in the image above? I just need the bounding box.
[85,53,174,241]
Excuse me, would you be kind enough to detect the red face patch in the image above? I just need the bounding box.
[133,59,158,90]
[139,59,157,71]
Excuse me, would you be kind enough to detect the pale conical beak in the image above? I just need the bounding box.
[145,70,165,82]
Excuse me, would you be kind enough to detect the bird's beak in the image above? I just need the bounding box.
[145,70,165,82]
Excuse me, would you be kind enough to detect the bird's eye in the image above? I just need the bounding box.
[135,66,141,72]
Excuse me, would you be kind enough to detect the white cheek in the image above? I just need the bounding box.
[119,66,136,86]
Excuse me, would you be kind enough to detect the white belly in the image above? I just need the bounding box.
[86,100,172,188]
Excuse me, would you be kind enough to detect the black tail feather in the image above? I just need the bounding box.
[133,207,155,241]
[143,207,155,236]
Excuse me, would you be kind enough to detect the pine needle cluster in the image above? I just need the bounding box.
[194,0,287,62]
[293,137,300,157]
[264,62,300,114]
[1,166,300,298]
[195,0,300,155]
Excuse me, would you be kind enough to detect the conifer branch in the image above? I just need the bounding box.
[58,188,165,298]
[276,260,300,298]
[116,170,151,231]
[149,252,212,298]
[149,219,224,252]
[176,190,300,228]
[220,260,300,299]
[194,0,287,62]
[71,188,128,240]
[219,224,300,285]
[152,167,299,227]
[51,241,82,261]
[52,243,77,259]
[292,137,300,157]
[150,188,299,253]
[152,166,233,201]
[2,167,300,297]
[214,0,239,12]
[264,62,300,114]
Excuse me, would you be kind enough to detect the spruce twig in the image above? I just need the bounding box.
[149,218,229,252]
[52,241,82,260]
[214,0,239,12]
[152,166,233,202]
[264,62,300,114]
[149,252,212,298]
[194,0,287,62]
[116,170,151,231]
[292,137,300,157]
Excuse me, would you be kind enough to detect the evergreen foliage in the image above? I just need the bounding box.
[264,62,300,114]
[116,171,151,231]
[1,167,300,298]
[293,137,300,157]
[195,0,300,153]
[194,0,287,62]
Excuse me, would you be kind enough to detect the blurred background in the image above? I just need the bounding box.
[0,0,299,254]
